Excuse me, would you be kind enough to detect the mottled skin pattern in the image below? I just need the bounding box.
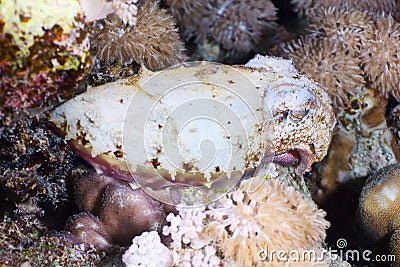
[50,56,337,247]
[266,78,336,175]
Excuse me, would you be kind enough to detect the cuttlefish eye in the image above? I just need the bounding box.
[287,107,310,122]
[266,83,316,123]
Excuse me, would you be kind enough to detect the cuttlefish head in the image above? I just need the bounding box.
[264,78,336,175]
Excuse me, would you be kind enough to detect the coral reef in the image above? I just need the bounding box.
[0,206,106,266]
[0,0,92,132]
[4,0,398,266]
[162,177,331,266]
[310,87,400,204]
[89,0,186,71]
[0,117,85,218]
[279,4,400,109]
[272,5,400,258]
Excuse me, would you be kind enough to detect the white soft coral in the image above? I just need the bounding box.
[79,0,138,26]
[162,206,209,250]
[112,0,138,26]
[122,231,174,267]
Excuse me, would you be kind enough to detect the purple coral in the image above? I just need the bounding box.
[69,172,166,247]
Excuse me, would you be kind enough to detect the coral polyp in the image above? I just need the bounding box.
[89,0,186,70]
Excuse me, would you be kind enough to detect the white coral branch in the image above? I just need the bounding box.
[112,0,139,26]
[122,231,174,267]
[80,0,138,26]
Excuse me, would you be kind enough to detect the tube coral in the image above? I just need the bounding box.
[167,0,278,54]
[90,0,186,70]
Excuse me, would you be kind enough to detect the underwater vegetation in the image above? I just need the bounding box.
[1,0,400,266]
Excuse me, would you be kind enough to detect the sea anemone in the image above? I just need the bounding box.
[163,177,330,266]
[360,13,400,100]
[167,0,278,54]
[90,0,186,70]
[281,37,365,108]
